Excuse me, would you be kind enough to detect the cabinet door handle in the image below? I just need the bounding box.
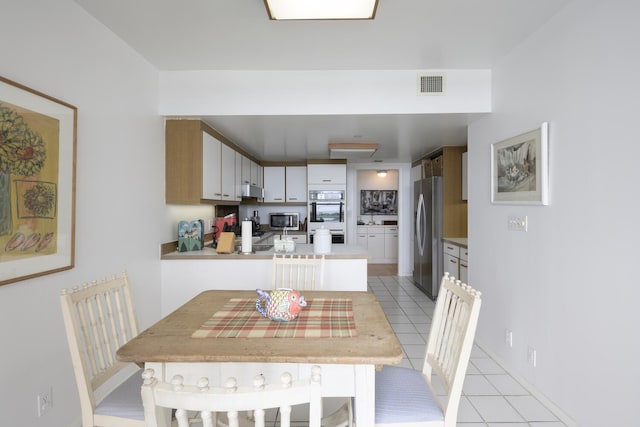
[449,259,457,264]
[274,198,283,201]
[322,179,331,182]
[460,263,468,268]
[288,197,297,201]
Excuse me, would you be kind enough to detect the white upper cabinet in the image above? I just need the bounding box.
[234,152,242,201]
[263,165,307,203]
[307,164,346,185]
[263,166,286,203]
[250,161,260,186]
[220,143,235,201]
[286,166,307,202]
[241,155,251,185]
[202,131,221,200]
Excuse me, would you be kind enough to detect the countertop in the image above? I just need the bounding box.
[443,237,468,248]
[161,242,368,260]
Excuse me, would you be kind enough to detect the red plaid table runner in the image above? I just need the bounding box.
[192,298,357,338]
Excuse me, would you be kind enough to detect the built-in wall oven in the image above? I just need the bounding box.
[308,187,346,243]
[309,232,345,244]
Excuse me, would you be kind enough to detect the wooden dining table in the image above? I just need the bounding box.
[117,289,403,425]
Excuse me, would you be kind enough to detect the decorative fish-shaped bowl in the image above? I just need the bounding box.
[255,288,307,322]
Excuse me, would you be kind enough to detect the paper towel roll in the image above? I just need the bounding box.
[241,220,253,253]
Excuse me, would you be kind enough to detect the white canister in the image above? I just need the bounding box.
[313,228,332,254]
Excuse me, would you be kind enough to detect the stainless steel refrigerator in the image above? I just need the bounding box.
[413,177,443,299]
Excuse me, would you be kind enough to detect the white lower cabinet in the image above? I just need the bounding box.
[443,240,468,283]
[367,229,386,261]
[357,226,398,263]
[443,252,459,278]
[459,246,468,283]
[288,234,307,244]
[384,227,398,261]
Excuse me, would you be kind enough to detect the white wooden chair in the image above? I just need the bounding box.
[141,366,323,427]
[60,272,145,427]
[272,254,325,290]
[325,273,482,427]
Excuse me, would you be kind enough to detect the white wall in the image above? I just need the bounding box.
[159,69,491,115]
[468,1,640,425]
[0,1,167,426]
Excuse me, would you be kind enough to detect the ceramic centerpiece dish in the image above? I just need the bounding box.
[255,288,307,322]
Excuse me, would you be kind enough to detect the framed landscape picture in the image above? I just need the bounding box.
[0,76,77,286]
[491,122,549,205]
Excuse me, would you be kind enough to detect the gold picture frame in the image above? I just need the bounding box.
[491,122,549,205]
[0,76,77,286]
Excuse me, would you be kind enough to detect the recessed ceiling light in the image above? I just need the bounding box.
[328,142,378,159]
[264,0,379,20]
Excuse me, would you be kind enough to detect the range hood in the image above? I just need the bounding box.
[241,184,264,199]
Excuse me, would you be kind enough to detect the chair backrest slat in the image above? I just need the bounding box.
[272,254,325,290]
[423,273,482,424]
[141,366,323,427]
[60,271,139,424]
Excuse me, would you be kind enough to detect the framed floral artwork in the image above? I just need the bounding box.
[0,76,77,286]
[491,122,549,205]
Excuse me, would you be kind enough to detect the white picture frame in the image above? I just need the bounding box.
[491,122,549,205]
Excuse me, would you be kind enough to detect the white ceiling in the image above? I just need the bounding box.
[75,0,569,162]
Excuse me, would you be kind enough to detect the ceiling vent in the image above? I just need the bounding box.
[418,73,445,95]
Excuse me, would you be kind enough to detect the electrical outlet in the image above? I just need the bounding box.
[37,388,53,417]
[527,346,537,367]
[504,329,513,347]
[507,215,528,232]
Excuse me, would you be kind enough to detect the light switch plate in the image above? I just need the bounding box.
[508,216,528,232]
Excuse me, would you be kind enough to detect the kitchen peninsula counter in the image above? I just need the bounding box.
[160,242,369,315]
[161,243,368,260]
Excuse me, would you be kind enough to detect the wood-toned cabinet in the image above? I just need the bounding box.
[166,119,255,204]
[417,146,467,237]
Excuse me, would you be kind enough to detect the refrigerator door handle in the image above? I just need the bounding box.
[416,193,426,256]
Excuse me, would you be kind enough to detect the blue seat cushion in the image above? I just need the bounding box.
[95,369,144,420]
[375,365,444,424]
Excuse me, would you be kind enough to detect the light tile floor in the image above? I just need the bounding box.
[369,275,567,427]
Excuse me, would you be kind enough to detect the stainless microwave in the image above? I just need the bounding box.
[269,212,300,231]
